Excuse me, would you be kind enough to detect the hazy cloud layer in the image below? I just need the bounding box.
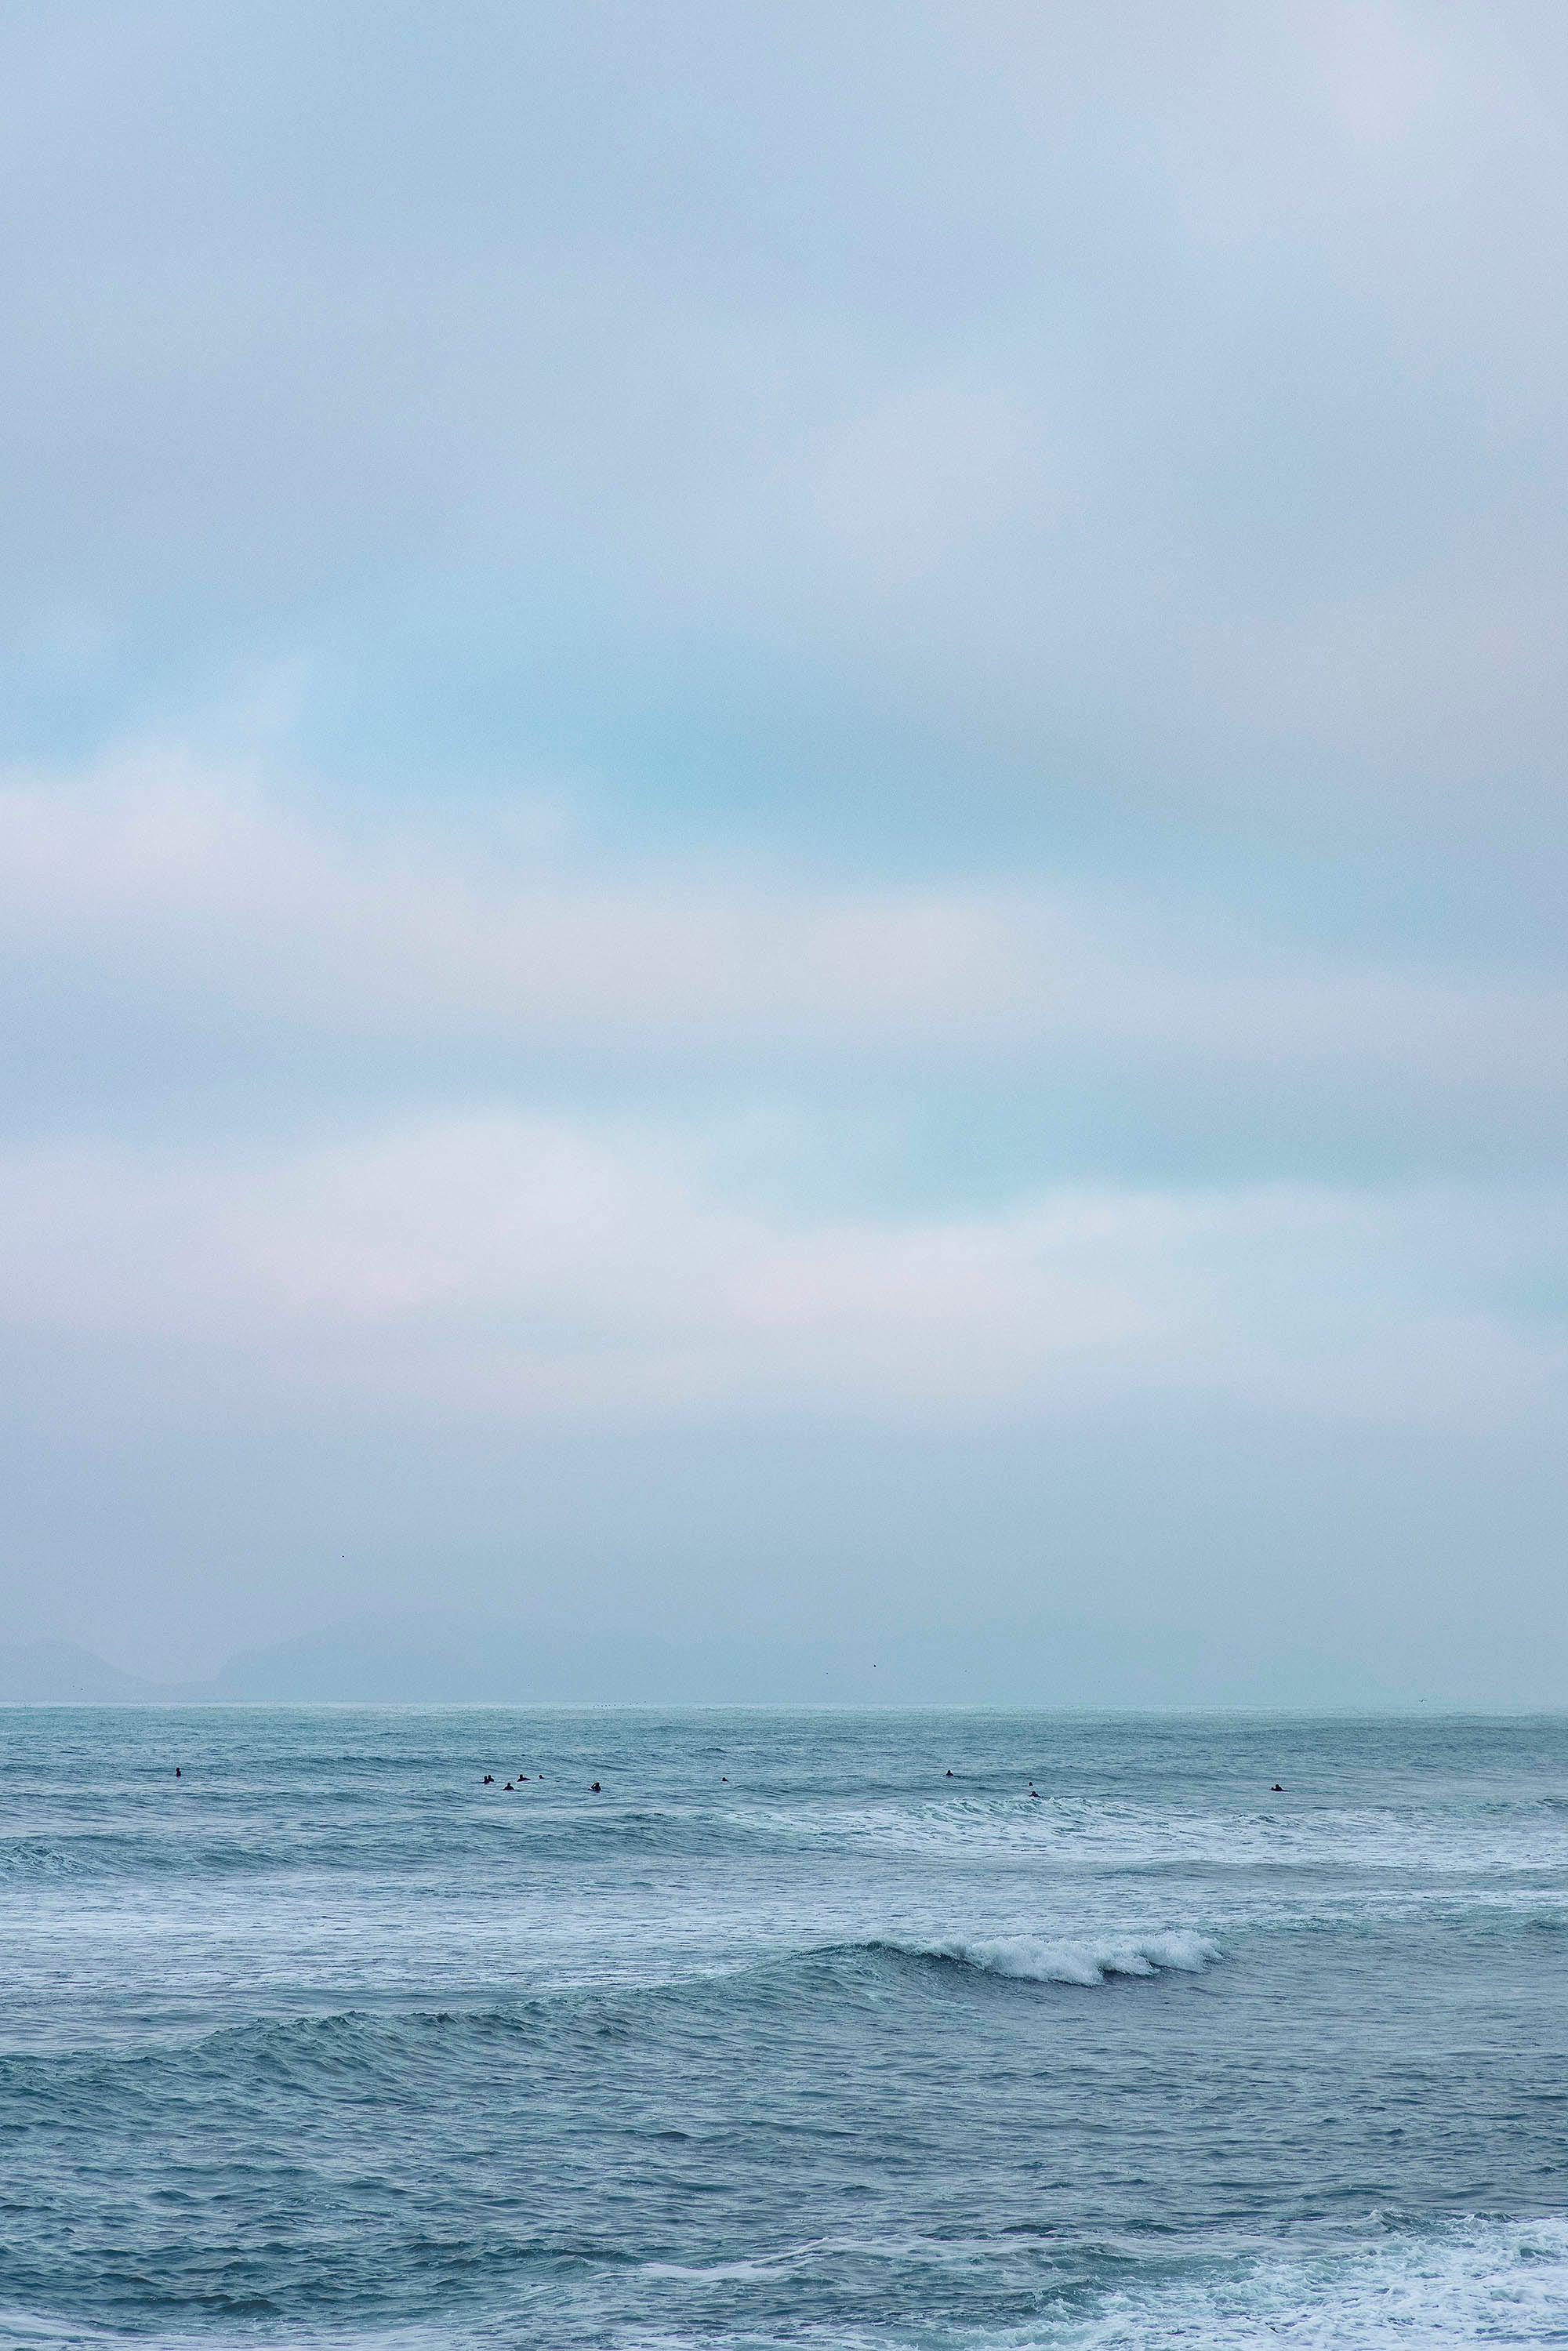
[1,1106,1562,1430]
[3,1,1568,862]
[5,752,1566,1097]
[1,2,1564,1693]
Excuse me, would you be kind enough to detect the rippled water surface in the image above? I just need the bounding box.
[2,1707,1566,2348]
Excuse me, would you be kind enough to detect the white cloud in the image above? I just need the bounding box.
[0,749,1021,1043]
[2,747,1565,1091]
[0,1108,1559,1425]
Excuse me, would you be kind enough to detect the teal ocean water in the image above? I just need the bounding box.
[2,1707,1566,2349]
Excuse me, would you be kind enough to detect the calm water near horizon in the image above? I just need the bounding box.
[2,1706,1566,2348]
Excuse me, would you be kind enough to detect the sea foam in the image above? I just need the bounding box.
[1019,2215,1568,2351]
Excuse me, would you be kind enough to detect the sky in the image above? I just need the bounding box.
[2,0,1566,1702]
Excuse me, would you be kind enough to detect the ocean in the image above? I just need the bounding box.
[2,1707,1566,2349]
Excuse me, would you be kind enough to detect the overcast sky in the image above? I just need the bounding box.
[3,1,1566,1700]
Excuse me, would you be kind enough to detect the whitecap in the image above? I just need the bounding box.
[883,1928,1222,1984]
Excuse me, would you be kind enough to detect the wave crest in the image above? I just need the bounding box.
[880,1928,1221,1984]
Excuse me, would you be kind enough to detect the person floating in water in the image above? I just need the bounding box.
[174,1767,180,1778]
[482,1774,494,1784]
[946,1769,954,1777]
[1272,1783,1283,1793]
[590,1782,601,1793]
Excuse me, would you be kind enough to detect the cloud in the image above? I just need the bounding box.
[0,747,1024,1044]
[5,2,1568,863]
[0,1105,1559,1427]
[798,384,1058,587]
[3,749,1566,1106]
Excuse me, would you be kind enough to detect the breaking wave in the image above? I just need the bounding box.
[876,1928,1222,1984]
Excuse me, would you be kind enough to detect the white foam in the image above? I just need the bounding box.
[1017,2215,1568,2349]
[888,1928,1221,1983]
[733,1792,1568,1879]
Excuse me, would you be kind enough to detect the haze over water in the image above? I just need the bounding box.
[5,1706,1566,2349]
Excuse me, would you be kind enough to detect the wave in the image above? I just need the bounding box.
[13,1782,1568,1892]
[874,1929,1221,1984]
[0,1833,311,1884]
[5,2215,1563,2351]
[0,1828,470,1885]
[625,2215,1568,2351]
[627,2215,1568,2351]
[727,1791,1568,1875]
[0,1921,1226,2095]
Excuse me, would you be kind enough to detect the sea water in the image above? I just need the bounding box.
[2,1707,1566,2349]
